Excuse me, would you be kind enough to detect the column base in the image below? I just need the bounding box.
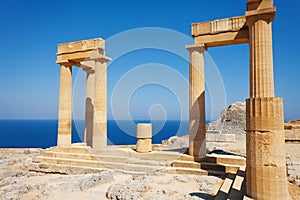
[92,122,107,150]
[57,134,71,146]
[246,97,291,199]
[189,139,206,158]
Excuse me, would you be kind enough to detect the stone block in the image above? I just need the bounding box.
[57,38,104,54]
[206,131,236,142]
[136,123,152,153]
[136,123,152,139]
[136,138,152,153]
[285,129,300,141]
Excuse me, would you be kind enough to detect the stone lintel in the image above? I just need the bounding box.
[56,38,110,66]
[57,53,111,69]
[194,29,249,47]
[192,16,247,37]
[57,38,104,54]
[57,49,101,64]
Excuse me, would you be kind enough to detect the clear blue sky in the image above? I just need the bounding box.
[0,0,299,121]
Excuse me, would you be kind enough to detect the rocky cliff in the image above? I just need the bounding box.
[207,101,246,140]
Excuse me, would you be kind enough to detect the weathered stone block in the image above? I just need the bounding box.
[206,131,236,142]
[136,138,152,153]
[136,123,152,139]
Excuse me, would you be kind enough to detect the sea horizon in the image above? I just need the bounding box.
[0,119,214,149]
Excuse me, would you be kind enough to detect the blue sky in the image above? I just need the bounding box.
[0,0,299,121]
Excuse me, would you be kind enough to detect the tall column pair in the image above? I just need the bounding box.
[186,11,290,198]
[57,59,108,150]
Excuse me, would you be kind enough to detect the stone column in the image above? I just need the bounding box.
[84,68,95,147]
[57,63,72,146]
[92,60,107,149]
[246,10,290,199]
[186,44,206,158]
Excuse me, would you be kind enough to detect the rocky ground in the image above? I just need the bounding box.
[286,142,300,187]
[0,149,223,200]
[162,136,300,199]
[0,143,299,199]
[0,102,299,199]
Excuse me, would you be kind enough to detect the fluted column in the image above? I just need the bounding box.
[246,8,290,200]
[84,68,95,147]
[186,44,206,158]
[57,64,72,146]
[93,60,107,149]
[249,14,274,98]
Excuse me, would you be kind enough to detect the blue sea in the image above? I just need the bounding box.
[0,120,191,148]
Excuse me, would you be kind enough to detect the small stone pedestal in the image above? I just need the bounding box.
[136,123,152,153]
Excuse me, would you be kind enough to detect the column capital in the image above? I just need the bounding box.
[186,43,206,53]
[58,61,75,67]
[84,68,95,74]
[88,55,112,63]
[94,56,112,63]
[246,7,276,25]
[80,61,95,73]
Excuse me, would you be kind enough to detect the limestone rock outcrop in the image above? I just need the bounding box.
[161,136,189,150]
[207,102,246,140]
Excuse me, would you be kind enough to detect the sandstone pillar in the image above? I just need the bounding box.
[246,9,290,199]
[57,64,72,146]
[136,123,152,153]
[92,60,107,149]
[84,68,95,147]
[186,44,206,158]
